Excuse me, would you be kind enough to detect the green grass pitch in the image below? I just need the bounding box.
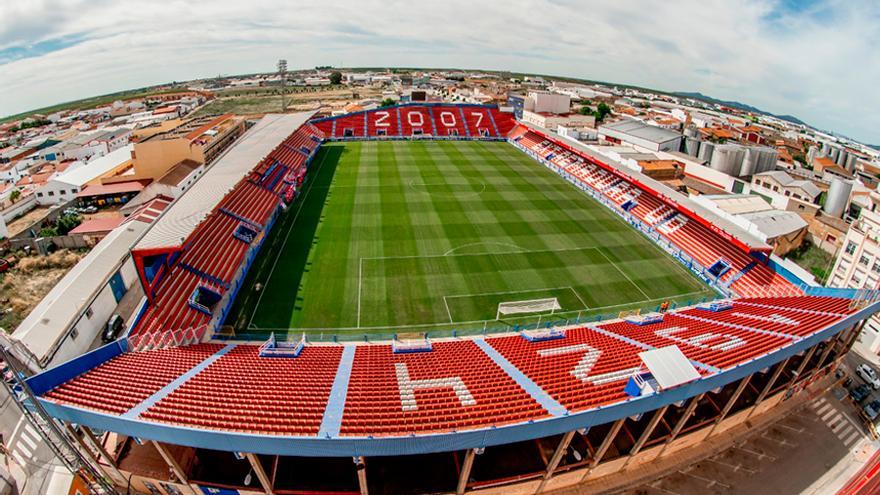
[224,140,716,337]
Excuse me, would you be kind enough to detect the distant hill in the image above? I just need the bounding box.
[673,91,809,127]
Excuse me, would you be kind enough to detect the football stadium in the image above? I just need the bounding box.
[15,104,880,494]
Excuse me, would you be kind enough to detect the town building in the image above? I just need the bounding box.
[598,119,683,152]
[829,191,880,351]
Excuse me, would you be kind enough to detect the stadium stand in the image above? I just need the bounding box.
[399,106,435,136]
[341,340,547,435]
[312,103,516,140]
[22,106,880,494]
[598,314,792,370]
[366,108,399,137]
[38,295,862,438]
[142,344,342,435]
[487,326,646,412]
[511,127,799,299]
[44,343,224,414]
[430,105,468,137]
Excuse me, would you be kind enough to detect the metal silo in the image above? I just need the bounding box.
[684,137,701,157]
[709,144,746,176]
[845,153,859,172]
[828,147,841,163]
[742,147,779,176]
[824,178,853,218]
[698,141,715,163]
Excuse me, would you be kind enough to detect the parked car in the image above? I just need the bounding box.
[865,400,880,421]
[101,314,125,343]
[850,384,871,403]
[0,259,8,274]
[857,364,880,389]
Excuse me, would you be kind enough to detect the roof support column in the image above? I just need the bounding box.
[63,423,121,484]
[80,425,118,469]
[625,405,669,465]
[355,456,369,495]
[750,357,790,413]
[580,418,625,482]
[151,440,189,486]
[535,430,576,494]
[456,448,477,495]
[708,375,751,436]
[245,453,274,495]
[829,322,864,372]
[842,320,867,355]
[785,345,818,393]
[812,337,838,376]
[658,393,703,457]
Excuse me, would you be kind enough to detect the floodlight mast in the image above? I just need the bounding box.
[278,59,288,112]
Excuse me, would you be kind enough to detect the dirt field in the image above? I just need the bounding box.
[192,86,384,117]
[4,206,53,237]
[0,249,86,332]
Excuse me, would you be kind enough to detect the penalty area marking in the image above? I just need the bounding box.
[595,248,652,300]
[443,241,526,256]
[442,286,590,323]
[244,288,715,332]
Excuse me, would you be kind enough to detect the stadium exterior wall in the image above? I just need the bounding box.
[30,299,878,457]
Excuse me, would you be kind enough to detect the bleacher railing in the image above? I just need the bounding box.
[128,325,207,352]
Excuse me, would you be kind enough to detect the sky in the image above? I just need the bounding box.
[1,0,878,143]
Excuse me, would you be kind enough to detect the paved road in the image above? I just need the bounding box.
[0,385,72,494]
[612,359,879,495]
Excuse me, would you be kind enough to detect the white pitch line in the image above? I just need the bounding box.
[570,286,590,310]
[443,241,526,256]
[595,247,652,300]
[357,257,363,328]
[442,296,455,323]
[248,149,331,328]
[443,285,579,299]
[362,245,600,261]
[250,289,712,332]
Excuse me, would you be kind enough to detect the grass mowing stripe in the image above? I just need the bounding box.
[226,140,716,337]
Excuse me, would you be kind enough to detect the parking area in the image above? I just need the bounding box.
[844,350,880,425]
[618,386,876,495]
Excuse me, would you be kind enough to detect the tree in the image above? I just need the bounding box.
[577,106,592,116]
[39,227,58,237]
[593,102,612,122]
[55,213,82,235]
[329,71,343,85]
[9,189,20,204]
[380,98,397,107]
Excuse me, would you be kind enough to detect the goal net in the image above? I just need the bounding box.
[497,298,561,320]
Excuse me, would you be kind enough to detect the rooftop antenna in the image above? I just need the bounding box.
[277,59,288,113]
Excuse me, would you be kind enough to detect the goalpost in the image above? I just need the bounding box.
[496,297,562,320]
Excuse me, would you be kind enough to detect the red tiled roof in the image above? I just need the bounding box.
[68,217,124,235]
[76,181,145,198]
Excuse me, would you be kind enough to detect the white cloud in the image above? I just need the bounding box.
[0,0,877,142]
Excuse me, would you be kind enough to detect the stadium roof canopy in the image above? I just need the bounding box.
[134,112,314,251]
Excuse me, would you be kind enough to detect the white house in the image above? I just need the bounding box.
[35,145,132,205]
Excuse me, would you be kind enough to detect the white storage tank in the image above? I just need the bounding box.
[824,178,853,218]
[684,137,701,157]
[698,141,715,163]
[709,144,747,176]
[742,147,779,176]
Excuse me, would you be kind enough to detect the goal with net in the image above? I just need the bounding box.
[496,297,561,320]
